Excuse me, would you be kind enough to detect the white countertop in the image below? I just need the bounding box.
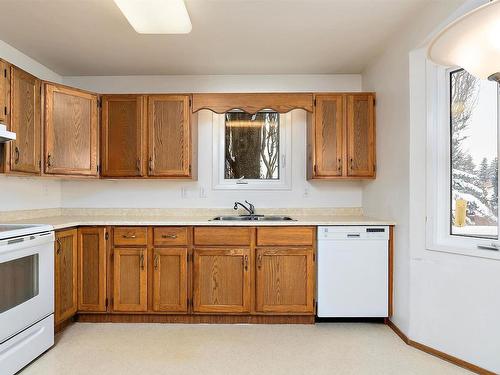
[8,214,395,230]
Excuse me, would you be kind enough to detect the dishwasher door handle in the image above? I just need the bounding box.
[346,233,361,238]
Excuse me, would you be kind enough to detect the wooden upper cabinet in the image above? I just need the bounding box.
[44,83,98,176]
[147,95,192,177]
[308,92,376,179]
[55,229,78,324]
[152,248,188,312]
[101,95,145,177]
[78,227,107,312]
[9,66,41,174]
[312,95,344,177]
[0,60,9,124]
[255,248,315,314]
[347,94,375,177]
[113,247,148,312]
[193,248,251,313]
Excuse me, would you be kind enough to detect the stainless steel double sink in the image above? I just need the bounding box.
[211,215,295,221]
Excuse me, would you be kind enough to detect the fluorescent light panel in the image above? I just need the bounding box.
[114,0,192,34]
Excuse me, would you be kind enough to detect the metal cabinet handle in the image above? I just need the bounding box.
[257,254,262,270]
[148,157,153,174]
[162,234,177,239]
[350,158,354,170]
[46,154,52,168]
[244,255,248,271]
[338,158,342,172]
[122,234,137,239]
[14,147,19,164]
[154,254,159,270]
[56,238,62,254]
[136,158,141,173]
[140,252,145,270]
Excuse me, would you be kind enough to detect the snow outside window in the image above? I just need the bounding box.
[449,69,499,240]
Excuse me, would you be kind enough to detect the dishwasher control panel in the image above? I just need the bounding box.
[318,226,389,240]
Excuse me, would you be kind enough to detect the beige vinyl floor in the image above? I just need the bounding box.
[20,323,471,375]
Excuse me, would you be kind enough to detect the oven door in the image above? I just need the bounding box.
[0,231,54,343]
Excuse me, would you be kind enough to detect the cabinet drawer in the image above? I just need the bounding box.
[194,227,251,246]
[154,227,188,246]
[113,227,148,246]
[257,227,315,246]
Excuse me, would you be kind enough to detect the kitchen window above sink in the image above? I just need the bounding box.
[212,110,292,190]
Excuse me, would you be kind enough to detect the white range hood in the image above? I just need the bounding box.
[0,124,16,142]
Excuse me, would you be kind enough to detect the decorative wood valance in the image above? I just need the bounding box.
[191,93,314,114]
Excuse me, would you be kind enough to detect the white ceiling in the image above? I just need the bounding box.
[0,0,458,76]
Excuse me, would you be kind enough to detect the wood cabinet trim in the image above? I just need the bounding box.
[192,93,314,114]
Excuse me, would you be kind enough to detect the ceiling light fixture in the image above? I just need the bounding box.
[113,0,192,34]
[428,0,500,82]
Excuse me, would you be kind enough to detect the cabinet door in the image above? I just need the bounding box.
[193,248,251,313]
[113,248,147,312]
[44,84,98,176]
[255,248,315,314]
[55,229,78,324]
[78,227,107,312]
[101,95,145,177]
[346,94,375,177]
[10,66,41,174]
[152,248,188,312]
[313,94,344,177]
[147,95,191,177]
[0,60,9,124]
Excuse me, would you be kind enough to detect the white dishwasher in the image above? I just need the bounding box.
[317,226,389,318]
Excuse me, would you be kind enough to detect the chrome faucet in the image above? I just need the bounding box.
[234,200,256,215]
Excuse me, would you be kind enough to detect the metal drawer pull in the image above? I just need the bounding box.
[162,234,178,239]
[244,255,248,271]
[154,254,159,270]
[14,147,20,164]
[140,253,145,270]
[56,238,62,254]
[122,234,137,239]
[257,254,262,269]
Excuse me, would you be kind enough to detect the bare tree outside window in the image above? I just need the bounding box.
[224,111,280,180]
[450,69,499,239]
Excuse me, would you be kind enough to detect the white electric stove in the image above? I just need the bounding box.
[0,223,55,375]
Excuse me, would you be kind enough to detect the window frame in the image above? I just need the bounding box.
[426,62,500,260]
[212,111,292,190]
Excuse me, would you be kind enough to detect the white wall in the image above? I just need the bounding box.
[407,1,500,372]
[0,40,63,211]
[61,74,363,209]
[363,0,500,372]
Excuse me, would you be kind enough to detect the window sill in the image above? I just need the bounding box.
[426,240,500,261]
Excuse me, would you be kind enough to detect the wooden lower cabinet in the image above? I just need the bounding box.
[55,229,78,325]
[77,227,107,312]
[113,248,148,312]
[193,248,251,313]
[255,248,315,314]
[152,248,188,312]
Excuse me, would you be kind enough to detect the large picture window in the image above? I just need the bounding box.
[449,69,499,239]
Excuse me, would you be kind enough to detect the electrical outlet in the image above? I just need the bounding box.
[199,187,207,198]
[303,186,310,198]
[181,187,188,199]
